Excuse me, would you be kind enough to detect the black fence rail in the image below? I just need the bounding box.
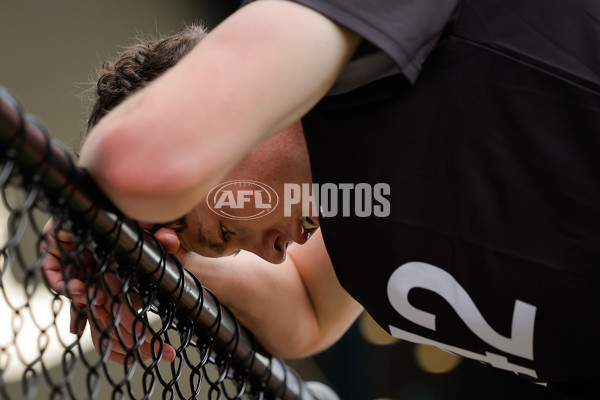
[0,87,337,400]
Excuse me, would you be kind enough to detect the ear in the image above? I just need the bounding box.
[152,227,181,255]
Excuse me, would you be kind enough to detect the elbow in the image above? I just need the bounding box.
[79,130,146,213]
[80,119,147,194]
[78,122,197,221]
[263,322,340,360]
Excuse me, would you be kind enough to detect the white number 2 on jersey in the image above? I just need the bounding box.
[387,262,538,378]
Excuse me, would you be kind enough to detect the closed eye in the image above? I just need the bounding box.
[219,223,235,243]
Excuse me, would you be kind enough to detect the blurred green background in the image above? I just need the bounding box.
[0,2,565,399]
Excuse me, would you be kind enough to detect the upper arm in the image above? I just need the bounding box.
[78,0,360,222]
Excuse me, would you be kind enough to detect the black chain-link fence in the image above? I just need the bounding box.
[0,87,336,400]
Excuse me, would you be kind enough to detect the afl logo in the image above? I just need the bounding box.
[206,180,279,220]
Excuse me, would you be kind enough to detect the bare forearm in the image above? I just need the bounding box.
[79,1,360,222]
[181,233,362,358]
[183,252,320,357]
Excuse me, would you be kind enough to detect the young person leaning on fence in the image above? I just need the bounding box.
[44,1,600,398]
[43,22,361,365]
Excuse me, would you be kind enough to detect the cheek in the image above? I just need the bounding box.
[177,230,195,253]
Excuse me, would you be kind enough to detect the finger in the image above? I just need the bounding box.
[114,310,176,363]
[82,273,176,364]
[139,336,177,363]
[158,342,177,363]
[89,308,175,364]
[67,279,87,299]
[89,321,127,363]
[41,230,94,293]
[68,286,109,322]
[152,227,181,254]
[89,285,107,306]
[99,272,128,299]
[42,254,86,295]
[54,229,78,243]
[40,218,70,242]
[42,218,55,235]
[41,253,67,293]
[70,305,88,334]
[67,280,104,313]
[89,308,133,360]
[88,292,142,343]
[70,307,78,334]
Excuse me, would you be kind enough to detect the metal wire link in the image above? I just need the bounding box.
[0,87,335,400]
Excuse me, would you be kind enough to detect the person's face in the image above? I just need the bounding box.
[177,122,319,264]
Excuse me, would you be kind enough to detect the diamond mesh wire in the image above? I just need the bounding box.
[0,87,334,400]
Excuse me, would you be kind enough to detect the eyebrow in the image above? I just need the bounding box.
[196,226,228,255]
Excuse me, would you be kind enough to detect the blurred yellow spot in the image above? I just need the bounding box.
[358,312,399,346]
[414,344,461,374]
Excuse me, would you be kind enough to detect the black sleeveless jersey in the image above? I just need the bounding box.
[240,0,600,396]
[298,0,600,398]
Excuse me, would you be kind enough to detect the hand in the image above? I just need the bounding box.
[41,219,176,364]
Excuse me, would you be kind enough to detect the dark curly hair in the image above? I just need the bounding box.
[85,24,207,233]
[86,24,207,132]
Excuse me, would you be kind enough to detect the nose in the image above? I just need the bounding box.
[241,229,286,264]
